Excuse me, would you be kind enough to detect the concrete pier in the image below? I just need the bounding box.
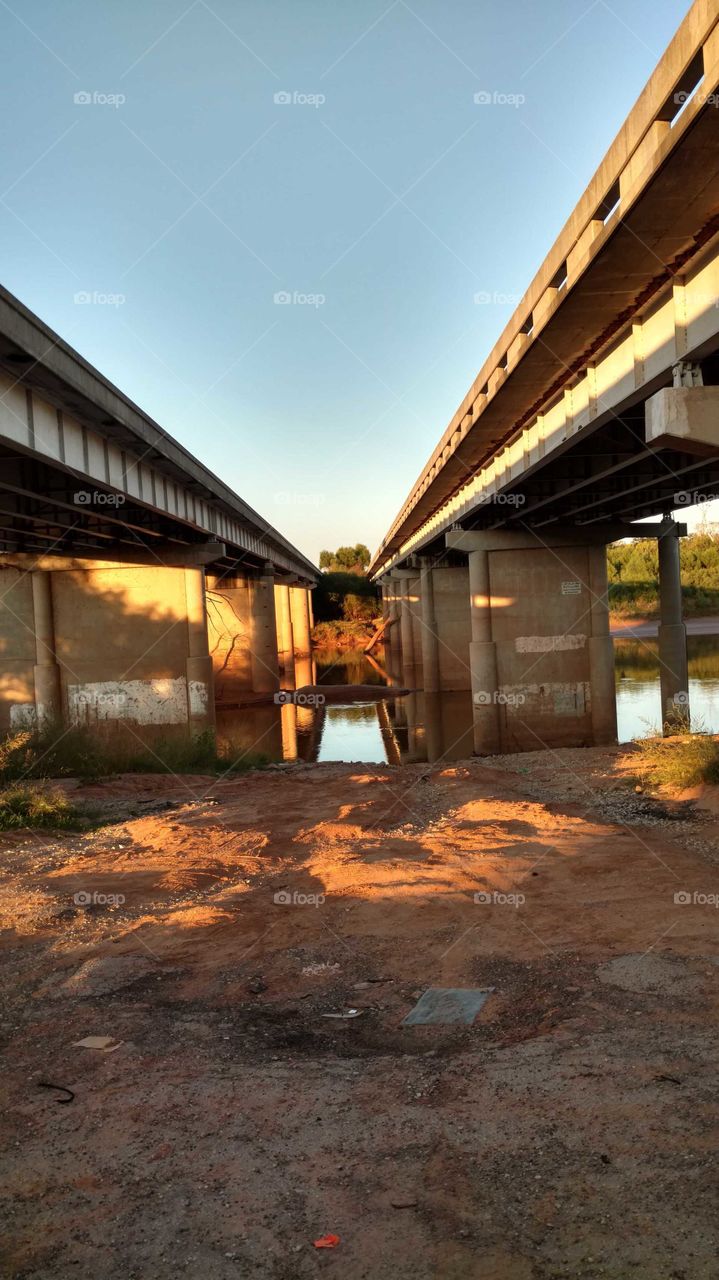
[290,585,312,656]
[275,583,296,684]
[657,519,690,730]
[250,564,281,695]
[185,567,216,734]
[418,558,440,694]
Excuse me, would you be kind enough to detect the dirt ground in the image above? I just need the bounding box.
[1,746,718,1280]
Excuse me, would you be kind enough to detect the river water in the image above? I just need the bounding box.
[215,635,719,766]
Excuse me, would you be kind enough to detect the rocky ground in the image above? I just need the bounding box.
[1,747,718,1279]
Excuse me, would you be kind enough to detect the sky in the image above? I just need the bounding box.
[0,0,704,565]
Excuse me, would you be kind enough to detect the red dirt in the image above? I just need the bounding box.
[1,751,718,1279]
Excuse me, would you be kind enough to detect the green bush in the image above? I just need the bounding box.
[633,732,719,789]
[0,784,92,831]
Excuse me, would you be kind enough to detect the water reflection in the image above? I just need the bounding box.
[615,635,719,740]
[215,634,719,767]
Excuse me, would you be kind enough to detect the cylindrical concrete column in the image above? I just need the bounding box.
[396,572,416,673]
[290,586,312,657]
[184,567,215,733]
[275,582,295,685]
[387,574,403,683]
[467,549,501,754]
[31,571,62,728]
[250,564,280,694]
[587,544,618,745]
[418,559,440,694]
[658,522,689,730]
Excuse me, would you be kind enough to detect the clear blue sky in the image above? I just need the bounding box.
[0,0,694,563]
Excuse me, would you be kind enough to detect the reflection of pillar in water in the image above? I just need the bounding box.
[423,691,443,764]
[280,699,298,760]
[376,697,401,765]
[403,689,421,762]
[293,656,315,749]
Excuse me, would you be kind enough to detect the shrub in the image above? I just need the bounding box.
[633,732,719,789]
[0,784,92,831]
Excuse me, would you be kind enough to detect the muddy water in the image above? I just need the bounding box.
[215,636,719,766]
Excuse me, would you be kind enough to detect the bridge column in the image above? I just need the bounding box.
[395,570,418,677]
[588,545,618,744]
[184,567,215,734]
[275,582,295,685]
[250,563,280,694]
[418,558,440,693]
[468,548,501,755]
[290,585,312,656]
[387,573,403,681]
[657,519,689,731]
[31,571,62,728]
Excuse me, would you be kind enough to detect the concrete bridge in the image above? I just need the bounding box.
[371,0,719,755]
[0,286,317,749]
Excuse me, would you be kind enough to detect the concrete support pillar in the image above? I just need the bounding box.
[395,571,418,676]
[275,582,295,685]
[468,549,501,755]
[184,567,215,733]
[31,570,62,728]
[250,563,280,694]
[381,584,389,622]
[387,574,403,682]
[658,520,689,731]
[587,544,618,745]
[290,586,312,656]
[418,559,440,694]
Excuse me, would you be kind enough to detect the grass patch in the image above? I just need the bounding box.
[0,727,269,783]
[633,731,719,789]
[0,784,93,831]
